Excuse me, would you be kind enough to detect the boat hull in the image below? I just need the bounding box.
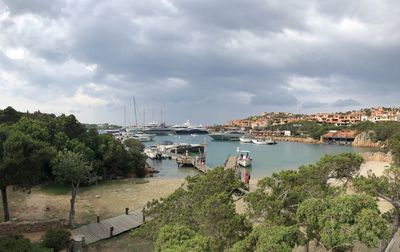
[238,159,252,167]
[174,129,209,135]
[251,139,268,145]
[209,132,244,141]
[239,137,252,143]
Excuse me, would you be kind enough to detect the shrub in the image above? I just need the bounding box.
[0,235,47,252]
[42,228,71,252]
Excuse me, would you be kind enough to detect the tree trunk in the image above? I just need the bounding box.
[304,241,309,252]
[1,186,10,222]
[69,182,79,228]
[378,207,400,252]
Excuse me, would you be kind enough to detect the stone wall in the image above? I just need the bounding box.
[0,219,66,235]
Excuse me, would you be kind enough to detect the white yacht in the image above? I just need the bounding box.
[251,139,268,145]
[237,150,252,167]
[239,136,253,143]
[144,146,162,159]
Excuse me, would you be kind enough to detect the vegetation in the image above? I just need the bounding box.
[134,168,251,251]
[0,106,146,223]
[3,104,400,251]
[52,150,94,227]
[132,151,395,251]
[154,224,211,252]
[42,228,72,252]
[265,120,345,140]
[264,120,400,141]
[351,121,400,142]
[297,195,389,251]
[0,235,48,252]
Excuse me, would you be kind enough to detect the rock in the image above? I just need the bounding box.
[360,151,392,162]
[352,131,382,148]
[95,195,101,199]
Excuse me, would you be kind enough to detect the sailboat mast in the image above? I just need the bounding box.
[133,97,138,127]
[124,106,126,128]
[160,107,163,124]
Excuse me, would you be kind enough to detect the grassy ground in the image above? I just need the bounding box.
[87,232,153,252]
[1,178,184,224]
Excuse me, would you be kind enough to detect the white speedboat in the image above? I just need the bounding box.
[239,136,253,143]
[144,147,162,159]
[237,150,252,167]
[133,133,155,142]
[251,139,268,145]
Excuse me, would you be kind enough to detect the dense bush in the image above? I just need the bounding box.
[42,228,71,252]
[0,235,48,252]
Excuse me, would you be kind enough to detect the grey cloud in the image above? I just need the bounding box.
[250,88,298,107]
[332,99,361,107]
[301,101,329,109]
[1,0,65,16]
[0,0,399,124]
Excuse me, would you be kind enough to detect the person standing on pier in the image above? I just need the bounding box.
[243,170,250,189]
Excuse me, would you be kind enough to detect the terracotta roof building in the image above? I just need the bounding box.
[321,130,357,145]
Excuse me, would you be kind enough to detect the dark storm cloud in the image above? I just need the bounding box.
[0,0,399,124]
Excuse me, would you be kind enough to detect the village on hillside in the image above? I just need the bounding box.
[227,107,400,129]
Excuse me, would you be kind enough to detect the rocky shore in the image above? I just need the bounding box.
[264,131,386,148]
[360,151,392,163]
[352,131,383,148]
[269,136,320,144]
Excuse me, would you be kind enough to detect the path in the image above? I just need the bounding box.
[224,155,238,171]
[71,209,146,245]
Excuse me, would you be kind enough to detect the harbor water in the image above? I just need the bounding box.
[146,135,371,179]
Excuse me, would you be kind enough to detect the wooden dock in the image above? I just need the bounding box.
[162,151,208,173]
[224,155,238,171]
[71,209,146,245]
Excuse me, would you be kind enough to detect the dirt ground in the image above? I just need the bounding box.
[1,178,185,225]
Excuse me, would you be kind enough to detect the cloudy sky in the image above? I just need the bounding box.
[0,0,399,125]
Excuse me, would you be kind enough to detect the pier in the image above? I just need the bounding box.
[161,150,208,173]
[224,155,238,171]
[71,209,148,245]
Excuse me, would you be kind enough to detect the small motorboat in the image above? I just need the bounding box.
[237,150,252,167]
[266,138,277,145]
[144,146,162,159]
[239,136,253,143]
[251,139,268,145]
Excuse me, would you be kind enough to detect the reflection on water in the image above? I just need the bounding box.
[145,135,371,179]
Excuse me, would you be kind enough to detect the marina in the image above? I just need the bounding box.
[145,134,372,179]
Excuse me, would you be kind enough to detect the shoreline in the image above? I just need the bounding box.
[249,134,384,149]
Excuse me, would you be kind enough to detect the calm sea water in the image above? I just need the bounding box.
[145,135,370,179]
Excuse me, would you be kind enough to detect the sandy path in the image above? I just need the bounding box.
[359,161,391,177]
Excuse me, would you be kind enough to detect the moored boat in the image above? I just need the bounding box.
[251,139,268,145]
[209,131,245,141]
[237,150,252,167]
[239,136,253,143]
